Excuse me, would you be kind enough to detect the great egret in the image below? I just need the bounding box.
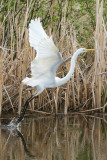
[22,18,94,95]
[16,18,95,124]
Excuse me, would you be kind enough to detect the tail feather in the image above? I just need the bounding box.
[22,77,44,96]
[22,77,30,83]
[22,77,38,87]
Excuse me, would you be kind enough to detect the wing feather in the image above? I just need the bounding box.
[25,18,63,88]
[29,18,47,51]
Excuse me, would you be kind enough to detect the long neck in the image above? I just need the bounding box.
[56,50,79,86]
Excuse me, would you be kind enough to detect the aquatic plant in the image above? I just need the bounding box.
[0,0,106,115]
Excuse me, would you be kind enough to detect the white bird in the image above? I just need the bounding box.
[15,18,95,125]
[22,18,94,96]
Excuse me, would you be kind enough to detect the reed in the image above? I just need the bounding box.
[93,0,107,109]
[0,51,3,115]
[0,0,106,115]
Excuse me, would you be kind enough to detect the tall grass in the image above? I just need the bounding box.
[0,0,106,115]
[0,51,3,115]
[93,0,107,109]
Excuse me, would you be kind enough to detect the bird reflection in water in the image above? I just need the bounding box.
[0,125,37,160]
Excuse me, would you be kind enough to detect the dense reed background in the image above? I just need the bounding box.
[0,0,107,115]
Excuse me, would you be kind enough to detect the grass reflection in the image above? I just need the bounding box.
[0,115,107,160]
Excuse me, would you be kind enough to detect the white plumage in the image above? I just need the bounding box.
[22,18,88,96]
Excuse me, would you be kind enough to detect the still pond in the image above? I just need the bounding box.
[0,115,107,160]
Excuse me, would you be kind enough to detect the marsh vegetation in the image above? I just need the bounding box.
[0,0,106,116]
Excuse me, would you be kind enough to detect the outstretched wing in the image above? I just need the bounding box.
[29,18,63,83]
[29,18,47,51]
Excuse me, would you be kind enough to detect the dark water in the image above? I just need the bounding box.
[0,115,107,160]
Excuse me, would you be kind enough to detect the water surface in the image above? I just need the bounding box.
[0,115,107,160]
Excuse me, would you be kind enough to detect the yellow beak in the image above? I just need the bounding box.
[85,49,95,51]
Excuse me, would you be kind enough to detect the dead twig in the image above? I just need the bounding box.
[78,102,107,113]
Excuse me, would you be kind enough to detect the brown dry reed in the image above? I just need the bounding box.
[0,0,106,116]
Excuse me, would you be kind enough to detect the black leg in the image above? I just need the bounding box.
[16,95,35,124]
